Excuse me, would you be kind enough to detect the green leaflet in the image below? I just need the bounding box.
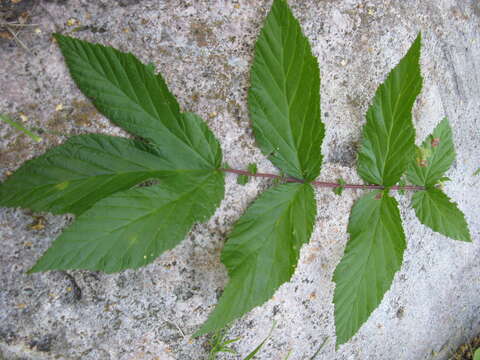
[406,118,469,242]
[29,171,224,273]
[412,188,471,242]
[247,163,258,175]
[248,0,324,181]
[237,175,249,186]
[237,163,258,185]
[54,34,222,170]
[196,183,316,336]
[0,134,176,215]
[407,117,455,186]
[333,177,346,196]
[474,348,480,360]
[358,34,422,186]
[333,191,406,346]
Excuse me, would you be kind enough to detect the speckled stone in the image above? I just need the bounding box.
[0,1,479,359]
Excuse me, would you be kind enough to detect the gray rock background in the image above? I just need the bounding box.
[0,0,479,359]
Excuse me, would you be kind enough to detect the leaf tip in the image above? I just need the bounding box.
[335,332,349,350]
[415,31,422,42]
[26,263,41,274]
[459,229,472,243]
[411,32,422,54]
[192,325,209,339]
[52,32,66,43]
[408,32,422,69]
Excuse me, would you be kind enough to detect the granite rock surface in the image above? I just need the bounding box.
[0,0,479,359]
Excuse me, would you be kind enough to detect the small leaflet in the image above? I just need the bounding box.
[333,177,346,196]
[237,163,258,185]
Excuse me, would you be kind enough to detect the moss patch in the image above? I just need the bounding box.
[451,334,480,360]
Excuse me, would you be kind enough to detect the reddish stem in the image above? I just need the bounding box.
[219,168,425,191]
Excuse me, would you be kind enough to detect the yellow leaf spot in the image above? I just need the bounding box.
[129,235,138,245]
[234,3,240,9]
[23,241,33,247]
[66,18,79,27]
[19,113,28,122]
[66,287,72,292]
[55,181,69,190]
[16,303,27,309]
[30,217,45,231]
[34,28,42,34]
[55,103,64,111]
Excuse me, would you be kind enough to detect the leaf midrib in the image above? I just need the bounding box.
[76,172,217,237]
[379,73,417,183]
[280,13,310,180]
[254,8,314,180]
[340,207,382,324]
[227,184,306,275]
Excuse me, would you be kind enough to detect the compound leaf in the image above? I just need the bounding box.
[407,117,455,186]
[249,0,324,181]
[196,183,316,335]
[29,171,224,273]
[54,34,221,170]
[412,188,470,242]
[0,134,178,215]
[358,34,422,186]
[333,191,406,346]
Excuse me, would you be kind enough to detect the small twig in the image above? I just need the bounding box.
[219,168,425,191]
[0,22,39,27]
[165,319,186,338]
[0,114,42,142]
[6,26,32,53]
